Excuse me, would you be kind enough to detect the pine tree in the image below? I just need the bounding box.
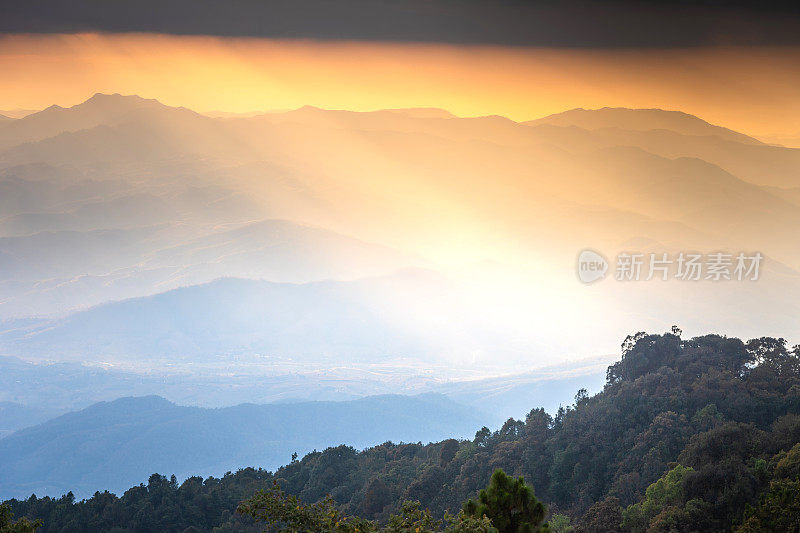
[462,469,550,533]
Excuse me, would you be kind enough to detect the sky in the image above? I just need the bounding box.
[3,0,800,47]
[1,33,799,136]
[1,1,800,135]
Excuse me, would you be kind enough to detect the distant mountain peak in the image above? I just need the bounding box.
[86,92,146,101]
[526,106,762,145]
[89,92,122,100]
[0,93,189,150]
[94,395,174,410]
[76,92,164,110]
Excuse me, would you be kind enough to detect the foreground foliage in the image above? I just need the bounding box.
[0,504,40,533]
[4,332,800,532]
[237,470,539,532]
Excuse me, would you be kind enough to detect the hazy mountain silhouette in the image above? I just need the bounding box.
[0,217,420,318]
[0,353,608,434]
[146,219,423,284]
[3,259,798,376]
[0,271,486,364]
[0,94,173,149]
[0,108,39,119]
[0,393,485,499]
[525,106,762,144]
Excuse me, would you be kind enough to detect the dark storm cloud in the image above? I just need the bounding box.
[1,0,800,47]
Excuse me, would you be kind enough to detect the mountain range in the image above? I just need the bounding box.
[0,93,798,405]
[0,352,609,438]
[0,393,486,500]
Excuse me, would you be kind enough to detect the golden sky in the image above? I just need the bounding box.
[1,33,799,135]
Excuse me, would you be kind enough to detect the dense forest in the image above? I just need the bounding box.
[3,331,800,532]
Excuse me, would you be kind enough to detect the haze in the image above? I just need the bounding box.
[0,30,798,419]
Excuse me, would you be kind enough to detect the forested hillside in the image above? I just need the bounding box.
[4,331,800,532]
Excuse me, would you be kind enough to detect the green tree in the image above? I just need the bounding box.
[463,469,549,533]
[622,465,694,533]
[238,482,498,533]
[736,443,800,532]
[362,478,392,517]
[575,497,622,533]
[384,502,499,533]
[736,480,800,532]
[775,443,800,480]
[237,481,377,532]
[0,504,41,533]
[547,514,572,533]
[443,511,497,533]
[440,439,460,467]
[385,501,441,532]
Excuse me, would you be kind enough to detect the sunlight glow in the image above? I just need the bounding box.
[1,33,800,135]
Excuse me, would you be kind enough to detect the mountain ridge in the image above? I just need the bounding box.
[525,106,763,145]
[0,269,468,365]
[0,93,201,150]
[0,392,486,499]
